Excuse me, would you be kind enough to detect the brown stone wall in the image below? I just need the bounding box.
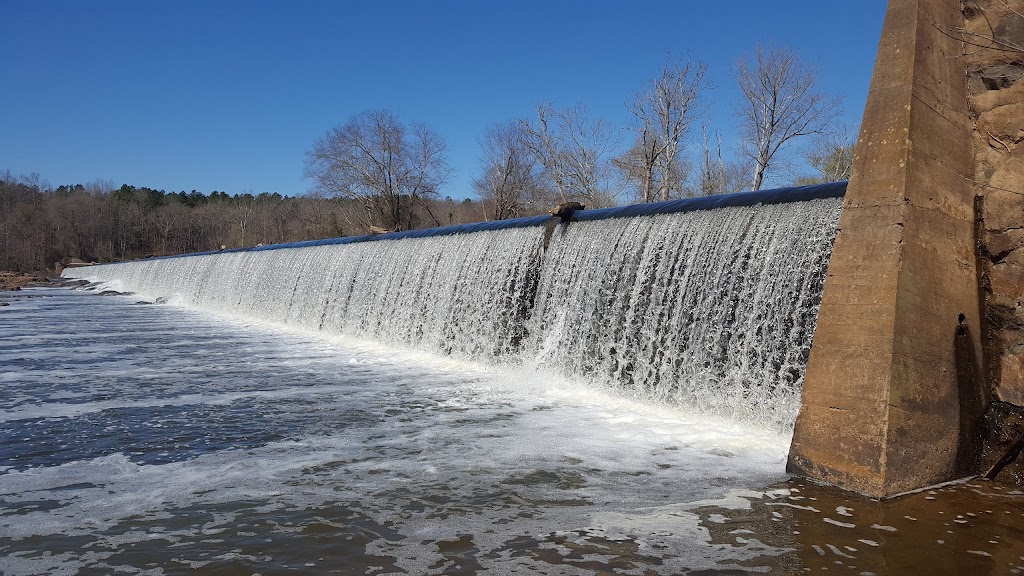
[788,0,986,497]
[788,0,1024,495]
[965,1,1024,407]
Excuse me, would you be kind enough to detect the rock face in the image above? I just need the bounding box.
[979,402,1024,485]
[966,2,1024,409]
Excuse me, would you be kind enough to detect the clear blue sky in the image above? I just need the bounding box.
[1,1,887,199]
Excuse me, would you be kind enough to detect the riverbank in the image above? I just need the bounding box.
[0,271,53,290]
[0,270,90,291]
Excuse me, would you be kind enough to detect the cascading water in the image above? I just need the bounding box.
[64,188,843,430]
[529,200,840,428]
[82,226,546,360]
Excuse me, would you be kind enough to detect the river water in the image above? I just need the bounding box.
[2,288,1023,575]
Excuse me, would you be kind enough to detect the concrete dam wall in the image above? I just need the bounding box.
[64,184,844,432]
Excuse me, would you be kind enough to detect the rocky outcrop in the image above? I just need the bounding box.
[979,401,1024,484]
[0,271,50,291]
[965,2,1024,407]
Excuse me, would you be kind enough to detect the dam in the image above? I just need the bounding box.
[20,171,1024,572]
[2,0,1024,565]
[5,0,1024,570]
[62,183,845,431]
[6,184,897,575]
[36,0,1024,509]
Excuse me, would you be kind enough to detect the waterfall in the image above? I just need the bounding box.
[64,186,843,430]
[527,200,839,427]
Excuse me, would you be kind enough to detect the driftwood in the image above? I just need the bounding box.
[368,225,397,235]
[549,202,585,222]
[541,202,586,251]
[984,435,1024,480]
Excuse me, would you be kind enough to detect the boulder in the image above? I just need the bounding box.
[977,102,1024,145]
[978,402,1024,486]
[984,188,1024,232]
[999,348,1024,405]
[971,78,1024,114]
[986,229,1024,262]
[969,63,1024,94]
[989,259,1024,301]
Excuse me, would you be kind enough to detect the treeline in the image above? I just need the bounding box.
[308,44,856,228]
[0,171,484,273]
[4,44,856,273]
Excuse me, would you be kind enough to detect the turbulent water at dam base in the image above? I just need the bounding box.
[3,191,1024,574]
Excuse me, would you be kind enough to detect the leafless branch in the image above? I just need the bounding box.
[734,43,843,191]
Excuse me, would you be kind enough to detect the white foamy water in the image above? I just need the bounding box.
[64,198,841,430]
[1,289,794,575]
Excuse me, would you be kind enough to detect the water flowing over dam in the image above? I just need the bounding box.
[64,184,845,430]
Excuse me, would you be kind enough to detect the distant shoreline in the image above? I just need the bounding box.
[0,271,65,291]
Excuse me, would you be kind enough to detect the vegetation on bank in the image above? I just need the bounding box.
[0,172,487,273]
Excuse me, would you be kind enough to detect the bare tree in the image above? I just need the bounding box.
[233,192,257,248]
[520,102,619,207]
[694,113,753,197]
[613,133,660,202]
[698,119,727,196]
[305,109,451,231]
[621,54,709,202]
[473,121,542,220]
[803,126,857,184]
[735,43,842,191]
[148,199,186,255]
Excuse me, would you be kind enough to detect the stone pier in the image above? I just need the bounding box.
[787,0,987,497]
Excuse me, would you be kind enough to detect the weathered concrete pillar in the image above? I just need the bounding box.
[787,0,986,497]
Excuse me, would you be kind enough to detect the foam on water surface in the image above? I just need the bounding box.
[1,289,795,574]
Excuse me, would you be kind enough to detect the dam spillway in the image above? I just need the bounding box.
[63,183,845,431]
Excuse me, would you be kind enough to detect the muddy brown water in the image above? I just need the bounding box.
[681,478,1024,575]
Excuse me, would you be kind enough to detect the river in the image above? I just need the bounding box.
[1,288,1022,575]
